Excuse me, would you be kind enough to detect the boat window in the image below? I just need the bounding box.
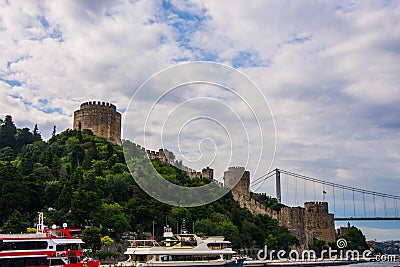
[0,256,48,267]
[178,235,197,247]
[133,255,150,263]
[207,243,230,250]
[160,255,221,261]
[56,243,79,251]
[146,255,153,262]
[49,258,67,265]
[69,251,77,257]
[68,253,79,263]
[1,241,48,250]
[222,254,233,260]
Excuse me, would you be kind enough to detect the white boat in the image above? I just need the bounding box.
[0,212,100,267]
[117,225,244,267]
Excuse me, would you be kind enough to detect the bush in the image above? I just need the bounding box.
[94,251,120,260]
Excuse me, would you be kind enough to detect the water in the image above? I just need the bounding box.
[331,262,398,267]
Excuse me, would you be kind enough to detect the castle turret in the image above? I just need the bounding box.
[304,202,335,244]
[201,167,214,181]
[224,166,250,198]
[73,101,121,144]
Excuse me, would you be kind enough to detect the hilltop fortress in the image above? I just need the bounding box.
[225,166,335,249]
[73,101,335,249]
[73,101,121,145]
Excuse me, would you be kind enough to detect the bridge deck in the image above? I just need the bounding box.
[334,217,400,221]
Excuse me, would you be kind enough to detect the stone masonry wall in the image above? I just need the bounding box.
[278,206,307,249]
[134,144,213,181]
[304,202,335,245]
[225,167,336,249]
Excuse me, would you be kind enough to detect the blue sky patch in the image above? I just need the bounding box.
[38,15,50,28]
[9,94,21,99]
[38,98,48,105]
[2,79,22,87]
[49,27,64,42]
[41,107,63,114]
[232,51,271,68]
[157,0,209,51]
[286,33,313,44]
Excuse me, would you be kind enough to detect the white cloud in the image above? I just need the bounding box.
[0,0,399,238]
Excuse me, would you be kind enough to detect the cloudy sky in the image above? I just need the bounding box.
[1,0,399,240]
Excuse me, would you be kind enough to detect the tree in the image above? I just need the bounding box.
[0,115,17,149]
[92,203,129,236]
[309,236,327,257]
[33,124,42,141]
[52,125,56,138]
[217,220,239,245]
[342,226,369,252]
[0,146,16,161]
[20,156,34,175]
[70,189,100,226]
[82,226,102,256]
[15,127,34,151]
[276,232,299,252]
[2,210,30,234]
[101,235,114,251]
[265,234,278,250]
[27,227,36,233]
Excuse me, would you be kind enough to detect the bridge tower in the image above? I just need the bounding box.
[276,168,282,203]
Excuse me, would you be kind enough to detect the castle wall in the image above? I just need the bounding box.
[142,146,214,181]
[304,202,335,245]
[278,206,307,248]
[224,166,335,249]
[73,101,121,145]
[231,192,278,219]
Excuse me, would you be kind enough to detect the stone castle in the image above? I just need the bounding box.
[73,102,335,249]
[73,102,214,180]
[131,143,214,181]
[73,101,121,145]
[224,167,336,249]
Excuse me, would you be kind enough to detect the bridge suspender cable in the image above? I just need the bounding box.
[352,189,356,217]
[251,168,400,200]
[249,168,400,220]
[363,191,366,218]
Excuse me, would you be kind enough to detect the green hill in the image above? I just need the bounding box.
[0,115,298,251]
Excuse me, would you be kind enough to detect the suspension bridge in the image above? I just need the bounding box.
[251,168,400,221]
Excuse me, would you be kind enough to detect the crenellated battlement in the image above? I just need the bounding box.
[304,201,329,212]
[80,101,117,110]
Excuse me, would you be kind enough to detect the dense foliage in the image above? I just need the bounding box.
[0,115,298,251]
[342,226,369,252]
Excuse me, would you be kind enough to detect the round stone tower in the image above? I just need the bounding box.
[73,101,121,145]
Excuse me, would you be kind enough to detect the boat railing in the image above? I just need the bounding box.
[127,239,161,248]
